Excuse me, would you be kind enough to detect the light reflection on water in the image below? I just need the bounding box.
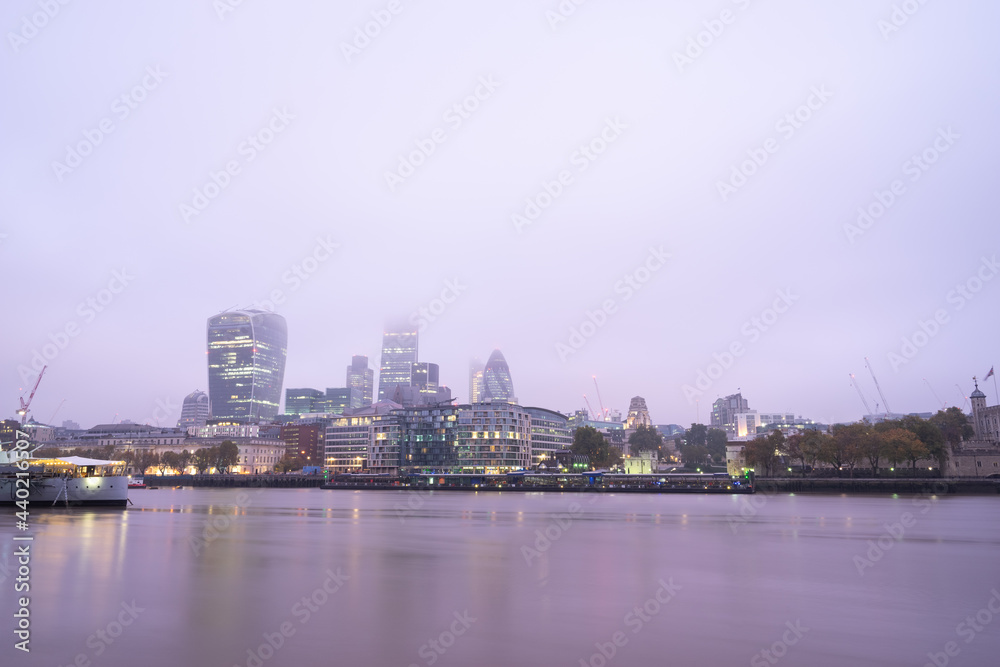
[2,489,999,667]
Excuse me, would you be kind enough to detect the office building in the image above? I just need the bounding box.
[455,402,531,473]
[377,320,418,401]
[177,390,210,431]
[711,392,749,432]
[469,358,485,403]
[525,406,572,467]
[207,309,287,421]
[482,349,515,403]
[285,388,324,415]
[318,387,363,414]
[397,403,461,472]
[280,422,324,466]
[625,396,652,430]
[346,355,374,407]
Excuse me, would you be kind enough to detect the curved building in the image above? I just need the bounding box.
[207,309,287,421]
[177,390,210,430]
[483,349,516,403]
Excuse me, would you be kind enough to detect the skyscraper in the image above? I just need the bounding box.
[377,320,418,401]
[177,390,210,431]
[625,396,652,429]
[482,349,515,403]
[469,358,484,404]
[711,392,749,431]
[346,355,374,406]
[207,309,287,421]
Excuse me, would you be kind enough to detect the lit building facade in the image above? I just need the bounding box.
[377,321,418,401]
[285,388,324,415]
[318,387,363,414]
[177,390,210,431]
[346,355,375,406]
[280,422,324,466]
[397,403,460,472]
[482,349,515,403]
[711,392,749,432]
[625,396,651,430]
[455,402,531,473]
[207,309,287,422]
[525,406,572,467]
[469,358,484,403]
[324,401,402,474]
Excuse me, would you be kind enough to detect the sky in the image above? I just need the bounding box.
[2,0,999,430]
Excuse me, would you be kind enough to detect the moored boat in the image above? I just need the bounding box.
[0,454,130,507]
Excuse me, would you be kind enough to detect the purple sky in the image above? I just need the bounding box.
[3,1,999,429]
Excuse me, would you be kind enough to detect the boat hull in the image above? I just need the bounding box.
[0,476,129,507]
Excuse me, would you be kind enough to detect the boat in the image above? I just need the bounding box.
[128,475,146,489]
[0,452,130,507]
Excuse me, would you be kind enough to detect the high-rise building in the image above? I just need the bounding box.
[207,309,287,422]
[411,362,439,389]
[377,321,418,401]
[482,349,515,403]
[280,422,324,466]
[177,390,210,431]
[285,388,324,415]
[398,403,461,472]
[711,392,749,431]
[469,358,484,403]
[625,396,652,430]
[346,355,374,407]
[318,388,363,414]
[324,401,402,474]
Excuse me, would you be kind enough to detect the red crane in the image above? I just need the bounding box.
[17,366,47,425]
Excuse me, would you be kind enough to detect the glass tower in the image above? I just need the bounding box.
[483,349,515,403]
[377,321,418,401]
[346,355,375,406]
[207,309,287,421]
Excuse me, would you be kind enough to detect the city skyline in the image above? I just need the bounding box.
[4,2,998,431]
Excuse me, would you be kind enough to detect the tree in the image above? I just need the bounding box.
[742,436,778,477]
[881,428,925,476]
[274,454,305,474]
[176,450,192,474]
[706,429,728,462]
[571,426,622,470]
[930,407,974,444]
[782,433,806,473]
[216,440,240,474]
[628,425,664,457]
[824,424,863,476]
[136,450,159,475]
[680,445,709,468]
[193,447,216,474]
[159,451,179,475]
[684,423,707,448]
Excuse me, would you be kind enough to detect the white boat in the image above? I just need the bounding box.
[0,453,130,507]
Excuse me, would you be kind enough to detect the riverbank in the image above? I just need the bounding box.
[755,478,1000,495]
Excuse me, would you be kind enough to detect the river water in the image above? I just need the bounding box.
[2,488,999,667]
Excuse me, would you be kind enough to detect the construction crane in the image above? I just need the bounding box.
[583,395,598,422]
[865,357,892,416]
[17,365,47,425]
[954,385,968,410]
[47,398,67,425]
[923,379,946,410]
[592,376,608,421]
[849,373,874,416]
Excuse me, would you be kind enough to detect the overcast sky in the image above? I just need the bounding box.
[3,0,999,429]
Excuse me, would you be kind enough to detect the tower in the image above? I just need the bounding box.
[482,349,515,403]
[469,358,484,403]
[970,378,988,439]
[625,396,652,429]
[347,355,374,406]
[177,390,210,431]
[206,309,287,421]
[377,320,418,401]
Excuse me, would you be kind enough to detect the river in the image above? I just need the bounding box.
[2,488,999,666]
